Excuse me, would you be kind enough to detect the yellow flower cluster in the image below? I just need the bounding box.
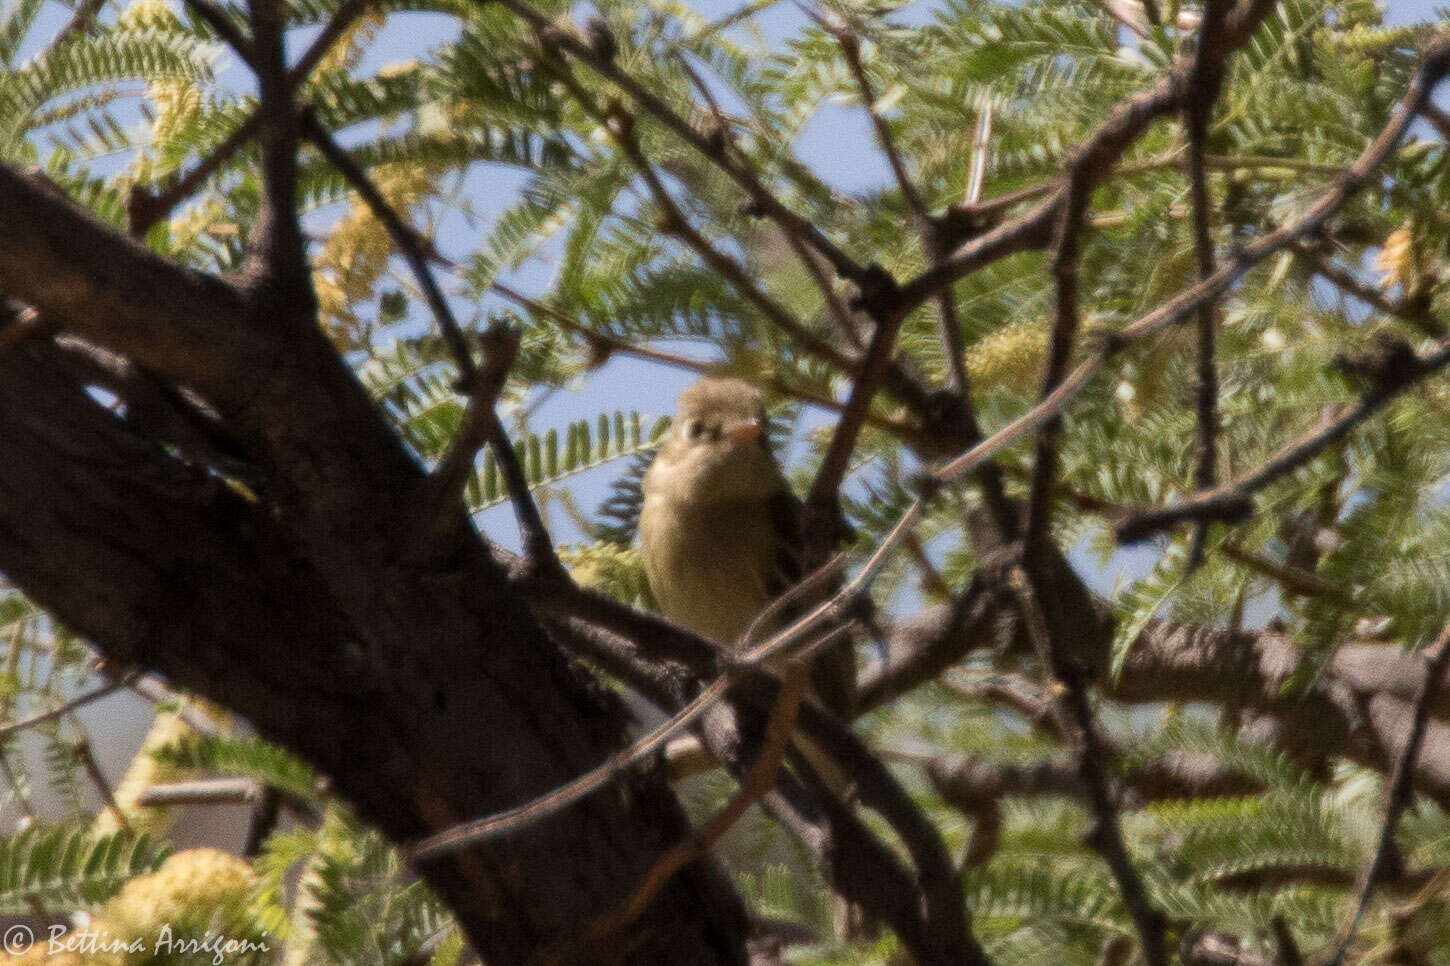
[1374,227,1418,291]
[963,320,1048,391]
[116,0,181,31]
[0,849,254,966]
[97,848,253,945]
[313,164,440,348]
[146,80,205,156]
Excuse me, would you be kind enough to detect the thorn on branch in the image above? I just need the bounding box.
[1330,333,1424,396]
[1327,621,1450,963]
[584,17,617,62]
[908,470,944,503]
[847,262,900,316]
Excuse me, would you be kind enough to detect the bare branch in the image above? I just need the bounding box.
[75,736,130,833]
[499,0,872,287]
[181,0,255,66]
[1182,0,1234,568]
[829,16,928,223]
[136,777,263,807]
[577,663,810,952]
[1008,568,1168,966]
[1328,623,1450,964]
[300,111,558,568]
[0,679,127,742]
[935,35,1450,490]
[1116,334,1450,542]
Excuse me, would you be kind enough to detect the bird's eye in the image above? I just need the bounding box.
[686,420,703,439]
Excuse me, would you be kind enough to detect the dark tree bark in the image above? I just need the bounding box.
[0,165,751,963]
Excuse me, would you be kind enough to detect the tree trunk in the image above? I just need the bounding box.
[0,335,749,964]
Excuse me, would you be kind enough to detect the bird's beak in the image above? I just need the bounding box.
[728,419,762,442]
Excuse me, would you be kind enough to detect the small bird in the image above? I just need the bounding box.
[639,377,855,722]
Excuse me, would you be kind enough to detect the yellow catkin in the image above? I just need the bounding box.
[88,848,255,961]
[118,0,204,204]
[147,79,205,153]
[0,850,258,965]
[312,164,440,347]
[312,13,386,75]
[963,321,1048,391]
[116,0,181,31]
[1374,226,1417,290]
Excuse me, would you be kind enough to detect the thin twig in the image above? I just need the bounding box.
[1182,0,1232,569]
[668,46,863,349]
[491,279,914,434]
[828,14,928,222]
[181,0,255,66]
[0,680,126,742]
[903,533,952,599]
[136,777,263,807]
[602,107,855,373]
[1020,133,1093,565]
[74,736,131,834]
[930,105,992,397]
[1218,542,1341,601]
[935,36,1450,489]
[804,288,903,511]
[576,662,810,952]
[301,110,473,379]
[1297,243,1446,338]
[491,281,709,373]
[1008,568,1167,965]
[1327,622,1450,963]
[301,111,557,567]
[1116,334,1450,542]
[500,0,872,287]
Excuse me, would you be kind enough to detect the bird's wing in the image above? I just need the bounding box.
[765,489,855,720]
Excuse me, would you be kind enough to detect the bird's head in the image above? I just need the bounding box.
[647,378,784,504]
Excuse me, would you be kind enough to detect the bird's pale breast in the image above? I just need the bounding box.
[638,494,776,646]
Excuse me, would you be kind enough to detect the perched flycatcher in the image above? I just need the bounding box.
[639,377,855,724]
